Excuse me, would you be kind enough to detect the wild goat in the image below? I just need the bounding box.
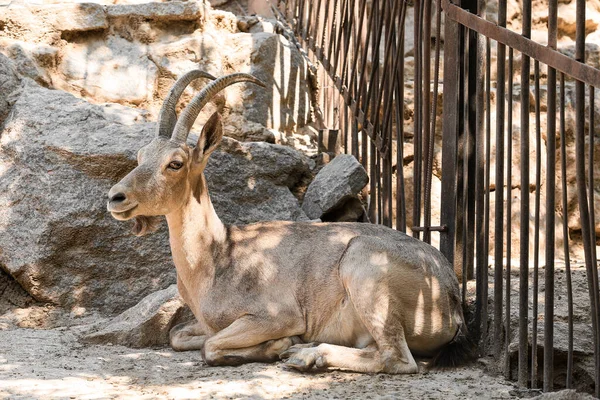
[107,70,473,373]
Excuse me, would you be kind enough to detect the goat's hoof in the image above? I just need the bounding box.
[280,342,319,355]
[280,346,325,372]
[279,343,312,360]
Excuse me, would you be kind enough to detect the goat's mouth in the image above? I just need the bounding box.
[108,204,138,220]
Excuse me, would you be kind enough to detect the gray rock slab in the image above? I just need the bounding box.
[82,284,192,348]
[0,4,107,35]
[36,3,108,32]
[106,1,202,21]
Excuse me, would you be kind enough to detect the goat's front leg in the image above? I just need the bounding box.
[170,321,207,351]
[202,315,303,366]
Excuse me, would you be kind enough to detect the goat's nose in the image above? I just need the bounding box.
[109,192,127,203]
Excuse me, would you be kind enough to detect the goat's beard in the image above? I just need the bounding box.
[132,216,161,236]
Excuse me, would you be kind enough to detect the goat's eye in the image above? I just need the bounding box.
[168,161,183,170]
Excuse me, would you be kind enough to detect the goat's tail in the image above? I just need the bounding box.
[429,322,477,369]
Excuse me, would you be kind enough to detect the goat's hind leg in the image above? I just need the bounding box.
[340,237,419,374]
[281,237,419,374]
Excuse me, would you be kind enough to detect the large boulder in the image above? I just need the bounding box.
[206,138,310,224]
[0,80,310,314]
[301,154,368,220]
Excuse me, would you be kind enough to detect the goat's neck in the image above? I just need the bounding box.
[165,174,226,285]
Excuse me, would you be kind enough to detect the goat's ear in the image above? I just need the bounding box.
[193,112,223,164]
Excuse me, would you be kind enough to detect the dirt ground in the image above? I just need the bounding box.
[0,324,525,400]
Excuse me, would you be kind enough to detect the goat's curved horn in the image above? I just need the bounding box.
[171,73,266,143]
[156,70,217,138]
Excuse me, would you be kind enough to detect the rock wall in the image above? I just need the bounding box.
[0,0,315,144]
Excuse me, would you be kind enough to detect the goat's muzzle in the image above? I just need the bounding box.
[107,185,138,220]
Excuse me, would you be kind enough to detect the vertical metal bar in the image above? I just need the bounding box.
[367,0,383,224]
[440,0,463,264]
[322,68,329,127]
[422,0,433,243]
[505,47,514,380]
[413,0,423,239]
[373,0,399,133]
[531,59,541,389]
[543,0,558,390]
[396,26,407,233]
[459,25,472,302]
[362,124,368,169]
[575,0,600,396]
[454,17,467,276]
[465,5,478,282]
[313,0,324,53]
[380,0,403,228]
[348,0,368,100]
[559,72,574,389]
[473,0,486,345]
[376,148,382,224]
[462,43,470,302]
[384,140,392,228]
[348,0,362,161]
[297,0,305,37]
[338,0,355,88]
[369,140,377,222]
[331,0,346,79]
[588,86,600,394]
[518,0,532,386]
[326,0,339,69]
[428,0,443,240]
[477,34,491,353]
[352,117,360,159]
[303,0,314,43]
[318,0,331,60]
[355,0,376,121]
[493,0,507,359]
[589,84,600,397]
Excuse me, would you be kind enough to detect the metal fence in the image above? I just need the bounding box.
[274,0,600,395]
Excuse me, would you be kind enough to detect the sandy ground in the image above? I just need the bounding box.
[0,326,526,400]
